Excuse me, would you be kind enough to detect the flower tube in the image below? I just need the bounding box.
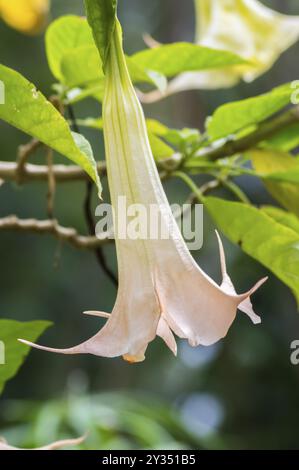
[20,20,266,363]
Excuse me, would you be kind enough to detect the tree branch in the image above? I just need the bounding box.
[1,105,298,186]
[0,216,110,250]
[16,139,42,183]
[68,104,118,287]
[194,105,299,161]
[46,148,56,219]
[0,161,107,183]
[84,178,118,286]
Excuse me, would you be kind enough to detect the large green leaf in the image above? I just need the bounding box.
[0,320,51,394]
[84,0,117,69]
[250,149,299,217]
[60,45,165,93]
[205,196,299,303]
[262,206,299,235]
[207,83,293,140]
[131,43,248,78]
[268,168,299,185]
[61,45,103,88]
[46,15,94,81]
[263,123,299,152]
[148,134,173,161]
[0,65,101,195]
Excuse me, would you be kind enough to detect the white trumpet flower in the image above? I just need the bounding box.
[140,0,299,102]
[20,21,266,363]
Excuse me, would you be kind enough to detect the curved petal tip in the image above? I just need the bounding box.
[39,433,87,450]
[83,310,110,319]
[239,276,268,324]
[18,339,78,355]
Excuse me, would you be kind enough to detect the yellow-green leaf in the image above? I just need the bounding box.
[251,149,299,217]
[208,83,293,140]
[131,42,248,79]
[0,64,101,195]
[46,15,94,81]
[262,206,299,235]
[84,0,117,70]
[205,196,299,303]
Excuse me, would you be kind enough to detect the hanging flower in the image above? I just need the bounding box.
[140,0,299,102]
[19,20,266,363]
[0,0,50,35]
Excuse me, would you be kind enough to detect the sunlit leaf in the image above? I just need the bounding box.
[0,64,101,195]
[59,44,167,94]
[207,83,293,140]
[263,123,299,152]
[262,206,299,235]
[84,0,117,69]
[46,15,94,81]
[251,149,299,217]
[205,196,299,303]
[131,43,248,79]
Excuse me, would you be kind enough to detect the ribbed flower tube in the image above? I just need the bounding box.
[20,20,266,362]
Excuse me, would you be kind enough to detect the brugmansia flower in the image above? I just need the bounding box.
[20,20,266,363]
[0,435,85,451]
[0,0,49,35]
[141,0,299,102]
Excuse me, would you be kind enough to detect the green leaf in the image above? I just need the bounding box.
[262,206,299,235]
[263,123,299,152]
[148,134,173,161]
[46,16,94,81]
[60,45,104,88]
[131,43,248,78]
[84,0,117,70]
[126,57,167,91]
[75,117,174,160]
[0,320,52,394]
[60,44,166,95]
[205,196,299,303]
[146,119,169,136]
[145,119,201,151]
[268,168,299,185]
[207,83,293,140]
[250,149,299,217]
[47,16,167,97]
[0,65,101,195]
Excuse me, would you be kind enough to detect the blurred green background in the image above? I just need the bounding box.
[1,0,299,450]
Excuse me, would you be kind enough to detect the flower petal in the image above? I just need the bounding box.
[215,230,267,324]
[19,261,160,360]
[139,0,299,102]
[0,435,86,451]
[154,229,266,347]
[83,310,111,319]
[157,316,177,356]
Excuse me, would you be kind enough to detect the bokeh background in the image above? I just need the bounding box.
[1,0,299,450]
